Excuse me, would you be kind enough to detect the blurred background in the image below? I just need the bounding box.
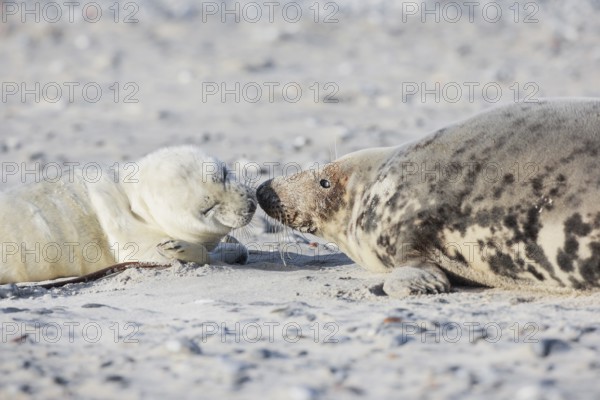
[1,0,599,187]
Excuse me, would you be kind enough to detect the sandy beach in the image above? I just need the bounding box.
[2,0,600,398]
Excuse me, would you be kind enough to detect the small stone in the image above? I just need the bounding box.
[165,338,202,355]
[105,375,128,384]
[53,376,68,386]
[289,385,320,400]
[81,303,107,308]
[368,284,386,296]
[390,334,413,346]
[32,308,54,315]
[530,338,570,358]
[292,136,310,150]
[249,348,286,360]
[4,136,21,150]
[383,317,403,324]
[1,307,28,314]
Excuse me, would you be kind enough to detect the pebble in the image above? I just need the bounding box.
[390,334,414,346]
[3,136,21,150]
[288,385,320,400]
[368,283,386,296]
[530,338,570,358]
[248,348,287,360]
[214,357,253,387]
[165,338,202,355]
[81,303,108,309]
[1,307,29,314]
[292,136,310,150]
[271,302,317,321]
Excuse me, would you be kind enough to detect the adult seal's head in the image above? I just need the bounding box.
[257,148,390,236]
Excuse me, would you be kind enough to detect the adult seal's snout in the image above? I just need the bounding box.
[256,180,271,204]
[256,180,272,210]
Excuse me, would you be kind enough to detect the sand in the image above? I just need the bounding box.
[1,0,600,398]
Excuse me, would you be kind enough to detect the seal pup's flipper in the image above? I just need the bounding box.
[157,240,211,264]
[157,235,249,265]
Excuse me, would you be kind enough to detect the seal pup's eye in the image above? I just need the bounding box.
[320,179,331,189]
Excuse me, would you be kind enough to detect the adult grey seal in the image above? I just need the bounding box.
[0,146,257,283]
[257,99,600,296]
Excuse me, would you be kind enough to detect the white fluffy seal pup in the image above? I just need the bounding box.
[0,146,257,283]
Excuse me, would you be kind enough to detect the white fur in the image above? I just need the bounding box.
[0,146,256,283]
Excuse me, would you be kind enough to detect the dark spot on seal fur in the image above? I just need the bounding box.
[524,207,541,242]
[503,173,515,184]
[503,214,518,230]
[564,213,591,236]
[579,242,600,286]
[452,251,468,265]
[512,117,526,128]
[528,123,543,133]
[386,190,403,207]
[527,265,546,281]
[357,194,380,233]
[489,253,518,278]
[413,128,447,151]
[557,214,599,280]
[531,177,544,196]
[557,249,574,272]
[593,213,600,229]
[564,237,579,255]
[475,210,491,227]
[525,243,556,278]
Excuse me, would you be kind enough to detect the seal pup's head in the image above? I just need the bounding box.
[124,146,257,242]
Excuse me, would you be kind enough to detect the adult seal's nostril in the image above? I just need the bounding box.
[256,180,270,197]
[256,180,275,209]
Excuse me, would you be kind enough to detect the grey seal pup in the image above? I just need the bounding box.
[0,146,256,283]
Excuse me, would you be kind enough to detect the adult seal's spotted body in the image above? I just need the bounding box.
[257,99,600,296]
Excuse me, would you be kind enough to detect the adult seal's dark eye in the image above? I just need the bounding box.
[320,179,331,189]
